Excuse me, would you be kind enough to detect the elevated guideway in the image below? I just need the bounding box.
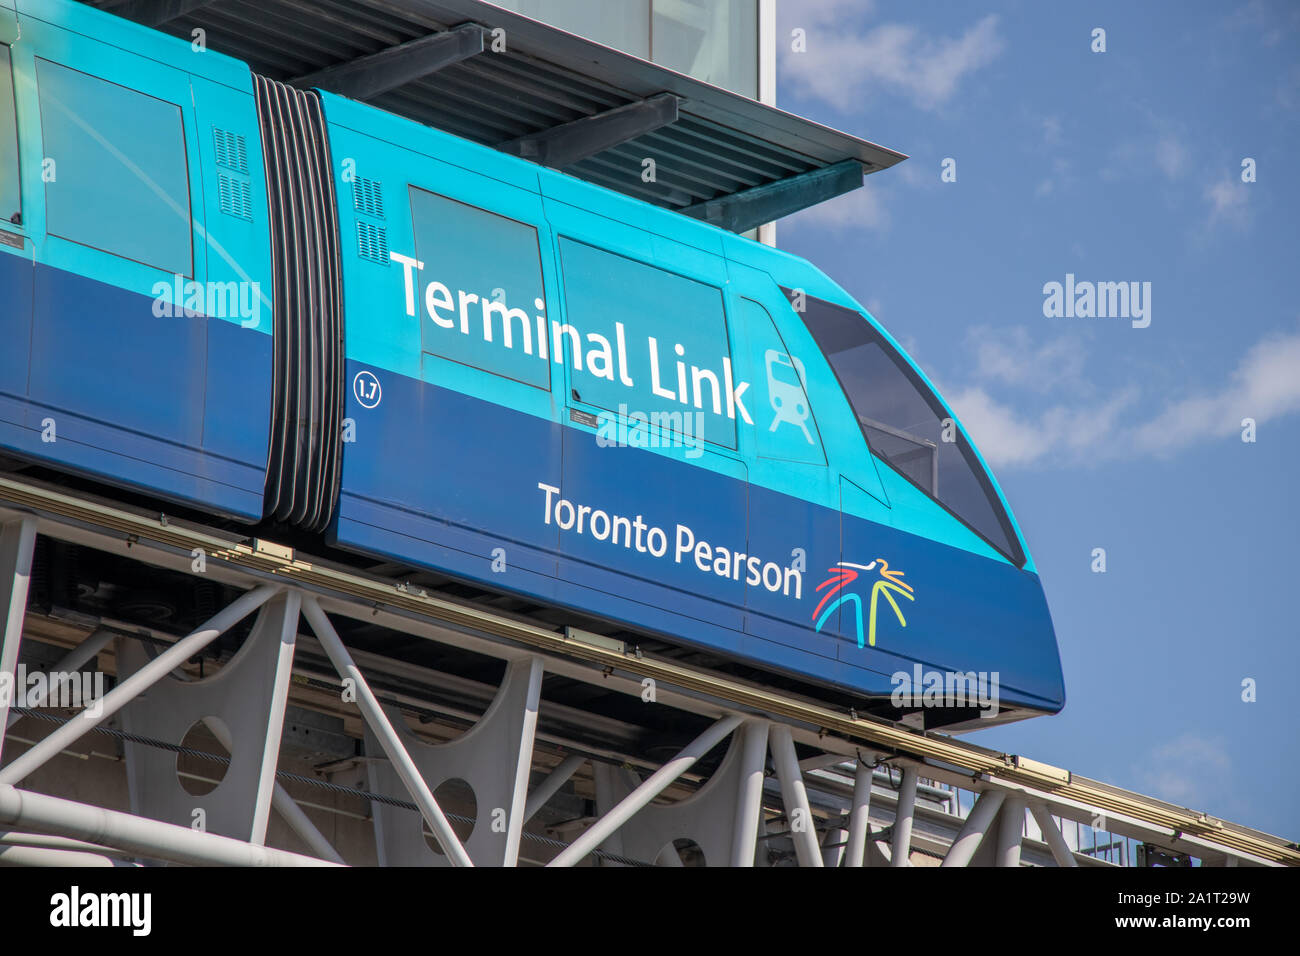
[1,472,1295,867]
[3,0,1290,871]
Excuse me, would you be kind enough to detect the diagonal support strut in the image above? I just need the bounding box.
[302,597,474,867]
[499,93,681,168]
[0,583,280,786]
[293,23,487,101]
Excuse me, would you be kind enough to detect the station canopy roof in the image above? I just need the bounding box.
[85,0,906,232]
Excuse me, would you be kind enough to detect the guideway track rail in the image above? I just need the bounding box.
[0,473,1295,866]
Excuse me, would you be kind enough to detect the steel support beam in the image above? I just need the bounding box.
[301,597,474,867]
[0,516,36,761]
[0,785,338,867]
[504,656,544,867]
[267,780,345,864]
[1030,803,1079,867]
[5,627,113,730]
[548,714,742,867]
[770,724,823,867]
[0,843,136,867]
[249,592,301,846]
[822,826,848,867]
[2,471,1296,867]
[731,720,768,867]
[294,24,487,100]
[890,766,918,867]
[109,0,219,28]
[941,790,1006,867]
[844,760,874,867]
[997,796,1027,867]
[683,159,864,233]
[500,93,680,168]
[524,753,585,824]
[0,583,279,786]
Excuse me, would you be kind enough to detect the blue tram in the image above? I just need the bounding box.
[0,0,1065,723]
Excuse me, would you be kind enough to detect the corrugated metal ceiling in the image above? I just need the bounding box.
[79,0,906,220]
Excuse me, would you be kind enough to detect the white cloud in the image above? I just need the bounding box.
[1132,326,1300,454]
[1040,115,1063,148]
[941,386,1047,469]
[944,384,1138,470]
[1205,177,1251,229]
[1100,131,1188,184]
[780,13,1005,112]
[942,324,1300,469]
[1137,734,1232,808]
[1034,157,1073,199]
[1154,136,1189,180]
[790,0,876,27]
[968,326,1088,392]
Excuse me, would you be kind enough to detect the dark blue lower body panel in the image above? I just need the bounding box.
[0,255,270,521]
[335,359,1066,712]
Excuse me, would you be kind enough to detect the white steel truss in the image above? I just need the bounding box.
[0,474,1294,868]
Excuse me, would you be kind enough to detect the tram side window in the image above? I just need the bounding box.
[558,237,737,450]
[409,186,551,390]
[0,47,19,226]
[788,288,1026,566]
[36,59,192,276]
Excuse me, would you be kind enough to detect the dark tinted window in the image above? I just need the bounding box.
[37,59,192,275]
[0,47,19,225]
[560,237,737,449]
[787,288,1025,566]
[409,186,551,389]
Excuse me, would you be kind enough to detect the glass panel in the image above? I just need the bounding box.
[409,187,551,389]
[37,59,192,275]
[489,0,758,97]
[559,237,737,449]
[790,289,1026,565]
[652,0,757,97]
[490,0,651,58]
[0,47,19,225]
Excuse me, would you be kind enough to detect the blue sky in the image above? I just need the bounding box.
[775,0,1300,841]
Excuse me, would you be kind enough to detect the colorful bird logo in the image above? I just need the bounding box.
[812,560,915,649]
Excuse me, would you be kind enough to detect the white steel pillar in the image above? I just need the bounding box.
[844,760,874,867]
[769,724,822,867]
[197,712,344,861]
[941,790,1006,867]
[302,597,473,867]
[0,515,36,762]
[1029,803,1078,867]
[5,627,113,729]
[997,796,1026,867]
[549,714,743,867]
[0,785,338,867]
[822,825,848,867]
[0,583,280,786]
[249,591,300,845]
[890,766,918,867]
[731,719,768,866]
[524,754,585,824]
[504,655,544,867]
